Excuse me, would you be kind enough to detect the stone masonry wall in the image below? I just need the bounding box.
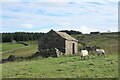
[38,31,66,53]
[65,40,78,54]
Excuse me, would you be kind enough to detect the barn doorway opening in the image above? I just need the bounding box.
[72,43,75,54]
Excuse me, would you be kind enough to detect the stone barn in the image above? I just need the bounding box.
[38,30,78,57]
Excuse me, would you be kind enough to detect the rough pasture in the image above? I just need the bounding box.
[1,33,119,78]
[2,41,37,59]
[1,43,24,52]
[2,53,118,78]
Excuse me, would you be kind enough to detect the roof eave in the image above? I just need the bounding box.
[65,39,78,42]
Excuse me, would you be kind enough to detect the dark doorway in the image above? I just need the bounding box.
[72,43,75,54]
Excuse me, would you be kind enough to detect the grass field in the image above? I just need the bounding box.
[1,33,119,78]
[2,53,118,78]
[1,43,24,52]
[2,41,38,59]
[72,33,118,53]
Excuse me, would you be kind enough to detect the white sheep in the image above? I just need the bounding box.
[95,49,105,57]
[80,50,89,60]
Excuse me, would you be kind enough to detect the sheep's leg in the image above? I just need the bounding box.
[97,53,100,58]
[81,56,83,60]
[87,55,89,59]
[101,53,104,59]
[84,56,85,60]
[100,53,102,58]
[97,53,99,58]
[103,53,105,59]
[100,53,103,59]
[104,53,105,58]
[98,53,100,56]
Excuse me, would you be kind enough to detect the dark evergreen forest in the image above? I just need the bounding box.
[1,32,44,42]
[1,30,82,42]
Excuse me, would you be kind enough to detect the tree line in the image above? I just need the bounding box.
[1,30,82,42]
[59,30,82,35]
[2,32,44,42]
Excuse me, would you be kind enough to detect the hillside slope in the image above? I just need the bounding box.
[2,41,38,59]
[72,33,118,53]
[2,32,119,59]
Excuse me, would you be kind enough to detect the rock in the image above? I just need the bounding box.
[31,48,62,58]
[7,55,16,61]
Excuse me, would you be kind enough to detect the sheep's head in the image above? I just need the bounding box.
[92,46,101,51]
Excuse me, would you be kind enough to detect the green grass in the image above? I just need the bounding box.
[72,34,118,53]
[1,43,24,52]
[2,53,118,78]
[1,33,119,78]
[2,41,38,59]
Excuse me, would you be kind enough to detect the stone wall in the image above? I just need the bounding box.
[65,40,78,54]
[32,48,63,58]
[38,30,66,53]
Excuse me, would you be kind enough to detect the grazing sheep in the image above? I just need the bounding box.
[95,49,105,57]
[84,46,94,52]
[80,49,89,60]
